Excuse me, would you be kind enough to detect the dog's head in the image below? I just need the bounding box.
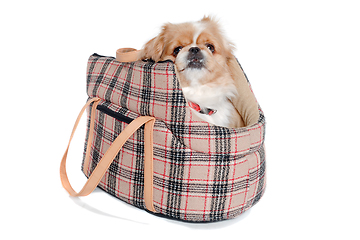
[140,17,235,87]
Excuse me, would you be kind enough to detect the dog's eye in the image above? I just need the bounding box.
[173,46,183,57]
[206,44,215,53]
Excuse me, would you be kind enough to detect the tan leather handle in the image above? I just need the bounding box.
[116,48,141,62]
[60,97,156,212]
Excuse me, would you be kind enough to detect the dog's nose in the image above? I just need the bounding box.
[189,47,200,54]
[187,47,204,69]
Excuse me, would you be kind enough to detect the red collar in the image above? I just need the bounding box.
[188,101,217,116]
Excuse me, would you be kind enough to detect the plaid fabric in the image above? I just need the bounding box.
[82,53,266,222]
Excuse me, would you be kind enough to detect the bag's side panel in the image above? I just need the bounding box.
[244,109,266,211]
[151,121,255,222]
[82,102,150,209]
[81,104,92,177]
[244,144,266,211]
[86,55,181,124]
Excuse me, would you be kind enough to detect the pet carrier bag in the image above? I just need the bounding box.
[60,48,266,222]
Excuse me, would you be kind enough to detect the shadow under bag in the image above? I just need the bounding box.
[60,49,266,222]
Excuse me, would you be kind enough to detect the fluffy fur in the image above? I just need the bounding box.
[140,17,245,128]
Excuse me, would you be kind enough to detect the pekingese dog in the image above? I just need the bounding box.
[140,17,251,128]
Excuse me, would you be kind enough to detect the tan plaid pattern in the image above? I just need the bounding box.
[82,54,266,222]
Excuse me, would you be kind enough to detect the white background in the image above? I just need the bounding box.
[1,0,359,239]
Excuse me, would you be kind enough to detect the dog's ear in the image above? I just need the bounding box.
[140,24,169,62]
[140,37,163,61]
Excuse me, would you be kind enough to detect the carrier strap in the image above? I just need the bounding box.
[60,97,156,213]
[116,48,141,62]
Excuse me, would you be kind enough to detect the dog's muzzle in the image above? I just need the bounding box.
[187,47,205,69]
